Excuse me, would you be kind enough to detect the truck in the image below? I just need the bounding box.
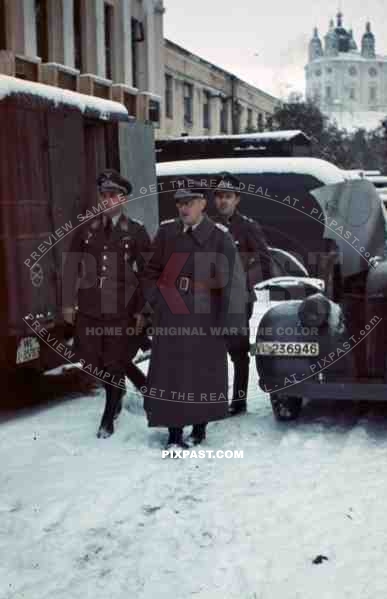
[0,74,157,378]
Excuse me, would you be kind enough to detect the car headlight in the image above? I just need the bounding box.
[298,293,331,328]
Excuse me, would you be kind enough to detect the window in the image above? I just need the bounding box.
[312,86,321,103]
[165,74,173,119]
[104,2,114,80]
[149,99,160,124]
[73,0,83,71]
[325,86,331,101]
[369,86,377,103]
[257,113,263,131]
[220,98,228,133]
[35,0,48,62]
[203,90,211,129]
[247,108,253,130]
[183,83,193,124]
[0,0,6,49]
[131,18,144,88]
[349,88,356,100]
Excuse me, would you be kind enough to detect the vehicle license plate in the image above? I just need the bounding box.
[16,337,40,364]
[252,341,319,357]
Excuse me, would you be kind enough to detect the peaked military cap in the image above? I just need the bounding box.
[97,169,132,196]
[174,178,207,203]
[214,172,242,193]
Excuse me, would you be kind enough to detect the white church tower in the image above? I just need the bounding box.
[305,12,387,130]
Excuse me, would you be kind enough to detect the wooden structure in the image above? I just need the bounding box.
[0,75,157,372]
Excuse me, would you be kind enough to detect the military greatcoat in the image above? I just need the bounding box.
[142,214,247,427]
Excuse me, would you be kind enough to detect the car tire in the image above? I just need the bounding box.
[270,394,303,421]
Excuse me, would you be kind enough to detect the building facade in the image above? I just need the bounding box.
[0,0,164,123]
[162,39,277,138]
[305,12,387,131]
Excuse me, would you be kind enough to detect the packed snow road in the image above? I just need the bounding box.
[1,373,387,599]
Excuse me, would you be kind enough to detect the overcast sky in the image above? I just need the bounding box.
[163,0,387,100]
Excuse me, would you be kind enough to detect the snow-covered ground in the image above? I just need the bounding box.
[2,302,387,599]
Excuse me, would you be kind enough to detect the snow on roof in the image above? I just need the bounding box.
[156,156,346,185]
[329,110,387,132]
[311,53,387,63]
[367,175,387,184]
[0,74,129,119]
[159,130,308,143]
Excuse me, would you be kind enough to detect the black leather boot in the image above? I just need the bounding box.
[113,388,126,420]
[97,386,122,438]
[228,352,249,415]
[228,398,247,415]
[189,423,207,445]
[165,427,189,449]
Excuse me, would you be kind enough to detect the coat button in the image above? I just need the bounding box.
[102,265,107,271]
[84,239,89,245]
[104,245,108,250]
[125,243,129,249]
[103,255,108,260]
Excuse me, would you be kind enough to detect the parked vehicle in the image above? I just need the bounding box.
[156,130,312,163]
[0,75,157,377]
[156,156,387,420]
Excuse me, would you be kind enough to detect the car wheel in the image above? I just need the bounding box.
[270,394,303,421]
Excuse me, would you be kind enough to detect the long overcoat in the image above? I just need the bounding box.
[142,215,247,427]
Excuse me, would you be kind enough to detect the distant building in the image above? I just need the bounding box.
[0,0,164,125]
[305,12,387,131]
[161,39,278,138]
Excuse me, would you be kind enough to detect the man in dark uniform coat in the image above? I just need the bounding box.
[142,180,247,450]
[62,169,151,438]
[214,172,272,415]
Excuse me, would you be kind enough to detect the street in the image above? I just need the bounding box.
[1,356,387,599]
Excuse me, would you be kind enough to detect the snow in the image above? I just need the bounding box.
[157,157,346,186]
[329,110,387,132]
[160,130,309,143]
[2,299,387,598]
[112,83,139,95]
[141,92,162,102]
[0,75,128,119]
[42,63,80,75]
[311,53,387,63]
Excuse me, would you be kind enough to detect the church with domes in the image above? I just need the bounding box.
[305,12,387,131]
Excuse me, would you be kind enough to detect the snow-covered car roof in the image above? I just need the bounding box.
[157,157,347,186]
[0,74,129,121]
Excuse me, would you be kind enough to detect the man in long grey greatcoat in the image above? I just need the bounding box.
[142,180,247,450]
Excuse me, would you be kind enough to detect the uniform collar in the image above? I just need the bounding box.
[185,214,215,246]
[227,210,241,224]
[102,212,124,230]
[112,213,122,227]
[182,217,203,233]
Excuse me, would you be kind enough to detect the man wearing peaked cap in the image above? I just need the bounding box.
[62,168,151,439]
[173,187,206,202]
[214,172,242,193]
[214,171,272,415]
[97,168,132,196]
[141,176,247,453]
